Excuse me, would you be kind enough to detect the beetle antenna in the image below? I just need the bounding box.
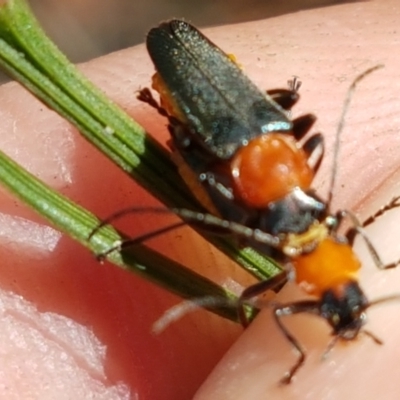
[367,293,400,309]
[326,65,383,207]
[152,295,241,334]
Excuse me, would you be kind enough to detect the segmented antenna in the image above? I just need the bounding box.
[327,65,384,206]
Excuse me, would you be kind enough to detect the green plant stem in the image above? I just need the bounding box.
[0,145,239,321]
[0,0,281,319]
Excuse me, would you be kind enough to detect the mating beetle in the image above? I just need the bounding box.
[138,20,400,383]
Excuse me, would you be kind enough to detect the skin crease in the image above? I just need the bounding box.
[0,0,400,398]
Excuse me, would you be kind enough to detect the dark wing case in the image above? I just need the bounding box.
[146,20,292,159]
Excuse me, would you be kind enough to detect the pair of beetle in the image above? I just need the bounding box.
[106,20,400,383]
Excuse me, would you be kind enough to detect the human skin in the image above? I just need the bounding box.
[0,0,400,399]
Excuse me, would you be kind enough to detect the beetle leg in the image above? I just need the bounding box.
[342,207,400,270]
[137,87,169,117]
[302,133,324,174]
[267,88,299,110]
[274,300,321,384]
[292,113,317,141]
[238,271,288,327]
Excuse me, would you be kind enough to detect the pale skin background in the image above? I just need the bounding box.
[0,0,400,399]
